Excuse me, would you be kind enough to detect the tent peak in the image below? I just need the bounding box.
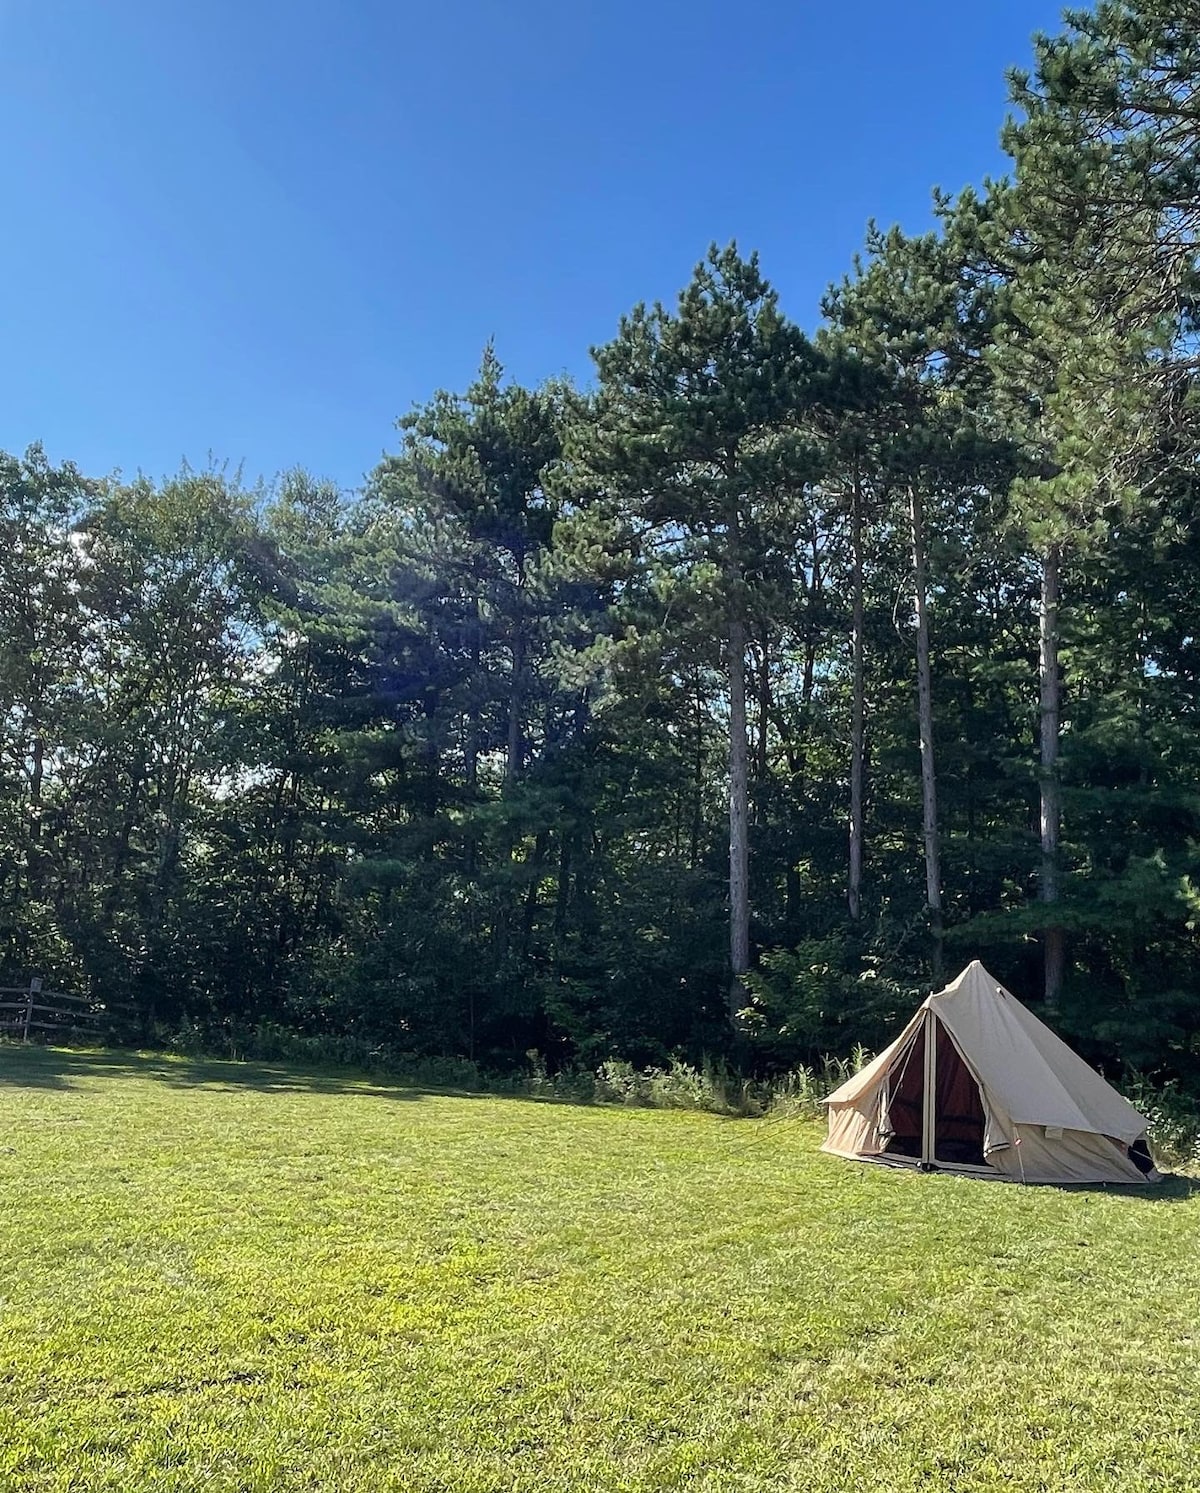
[928,959,1007,1003]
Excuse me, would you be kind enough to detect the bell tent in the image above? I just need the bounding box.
[822,960,1159,1185]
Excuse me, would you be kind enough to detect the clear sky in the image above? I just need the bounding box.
[1,1,1066,493]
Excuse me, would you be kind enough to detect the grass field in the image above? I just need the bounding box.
[1,1046,1198,1492]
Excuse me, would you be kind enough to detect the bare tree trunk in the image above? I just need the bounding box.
[466,597,481,797]
[422,685,440,862]
[25,729,45,899]
[910,484,943,982]
[1040,543,1065,1008]
[506,623,524,784]
[506,552,526,785]
[804,526,821,708]
[756,633,770,781]
[465,598,482,876]
[848,466,866,923]
[553,833,572,953]
[728,612,750,1024]
[690,672,703,870]
[29,733,44,836]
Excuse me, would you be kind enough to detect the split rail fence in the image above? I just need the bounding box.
[0,979,123,1043]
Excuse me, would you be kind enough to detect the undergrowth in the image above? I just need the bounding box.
[23,1016,1200,1168]
[162,1021,859,1120]
[1119,1074,1200,1170]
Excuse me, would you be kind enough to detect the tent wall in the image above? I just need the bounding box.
[824,1101,881,1160]
[986,1125,1152,1185]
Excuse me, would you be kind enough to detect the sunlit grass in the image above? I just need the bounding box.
[1,1044,1197,1491]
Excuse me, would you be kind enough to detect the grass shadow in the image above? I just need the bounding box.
[0,1044,435,1100]
[1048,1171,1200,1202]
[0,1043,687,1112]
[0,1042,751,1115]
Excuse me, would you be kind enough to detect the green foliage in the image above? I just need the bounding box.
[592,1057,740,1112]
[743,940,918,1066]
[1120,1073,1200,1169]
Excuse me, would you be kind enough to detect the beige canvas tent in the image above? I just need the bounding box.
[823,960,1160,1184]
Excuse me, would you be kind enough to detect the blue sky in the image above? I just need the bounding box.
[1,1,1066,492]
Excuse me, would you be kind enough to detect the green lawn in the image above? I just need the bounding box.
[1,1047,1197,1492]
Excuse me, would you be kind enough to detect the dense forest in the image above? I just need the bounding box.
[4,1,1200,1086]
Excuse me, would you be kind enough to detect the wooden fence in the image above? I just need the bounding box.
[0,979,116,1043]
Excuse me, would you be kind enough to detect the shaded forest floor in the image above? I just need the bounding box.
[1,1045,1198,1492]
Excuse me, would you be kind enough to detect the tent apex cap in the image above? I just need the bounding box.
[930,959,1008,1002]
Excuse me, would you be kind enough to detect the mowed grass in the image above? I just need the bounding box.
[1,1048,1198,1493]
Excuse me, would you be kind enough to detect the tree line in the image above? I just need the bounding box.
[4,1,1200,1084]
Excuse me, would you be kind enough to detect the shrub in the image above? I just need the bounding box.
[1120,1074,1200,1170]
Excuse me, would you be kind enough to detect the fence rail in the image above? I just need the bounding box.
[0,980,126,1043]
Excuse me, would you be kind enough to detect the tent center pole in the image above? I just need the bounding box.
[921,1008,937,1166]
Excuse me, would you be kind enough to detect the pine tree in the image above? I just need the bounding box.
[570,245,822,1024]
[822,211,1007,979]
[993,0,1200,1003]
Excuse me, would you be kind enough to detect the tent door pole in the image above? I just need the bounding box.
[921,1008,936,1166]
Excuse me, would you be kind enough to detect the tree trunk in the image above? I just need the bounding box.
[1040,542,1065,1008]
[26,729,45,899]
[466,596,481,797]
[756,633,770,781]
[848,466,866,923]
[690,671,704,870]
[506,552,527,785]
[422,685,440,862]
[910,484,943,982]
[465,597,482,876]
[553,832,572,954]
[101,760,145,922]
[506,623,524,784]
[728,611,750,1023]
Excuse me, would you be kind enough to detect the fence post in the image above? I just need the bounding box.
[23,976,41,1044]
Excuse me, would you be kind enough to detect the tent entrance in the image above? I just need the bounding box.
[881,1023,926,1158]
[882,1011,987,1169]
[932,1020,986,1166]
